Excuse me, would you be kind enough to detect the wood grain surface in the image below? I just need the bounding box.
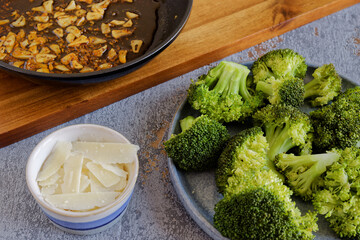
[0,0,359,147]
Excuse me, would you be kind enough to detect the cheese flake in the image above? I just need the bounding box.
[45,192,119,211]
[72,141,139,164]
[86,162,121,187]
[37,141,72,181]
[61,153,83,193]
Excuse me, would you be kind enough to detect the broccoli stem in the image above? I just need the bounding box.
[205,61,251,100]
[280,152,340,169]
[256,81,274,97]
[179,116,196,132]
[267,124,295,161]
[304,80,321,99]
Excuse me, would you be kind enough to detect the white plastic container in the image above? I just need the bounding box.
[26,124,139,235]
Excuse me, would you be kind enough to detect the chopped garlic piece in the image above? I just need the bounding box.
[80,66,94,73]
[53,28,64,38]
[126,11,139,19]
[36,53,57,63]
[101,23,110,34]
[67,35,89,47]
[12,47,33,60]
[118,50,127,63]
[89,36,106,45]
[0,19,9,25]
[43,0,54,14]
[12,15,26,27]
[98,63,112,70]
[49,44,61,55]
[86,11,103,21]
[123,19,132,28]
[112,29,133,39]
[131,40,143,53]
[109,20,125,26]
[37,23,53,31]
[34,15,49,23]
[65,0,77,11]
[57,15,77,28]
[55,64,70,72]
[93,45,107,57]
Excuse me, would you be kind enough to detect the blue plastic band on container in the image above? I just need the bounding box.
[45,192,132,231]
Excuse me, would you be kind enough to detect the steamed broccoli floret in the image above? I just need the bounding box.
[251,49,307,83]
[164,115,229,171]
[187,61,264,122]
[304,63,342,107]
[215,127,269,194]
[310,87,360,152]
[256,76,305,107]
[275,149,340,200]
[214,127,318,240]
[253,104,312,165]
[312,147,360,239]
[214,187,318,240]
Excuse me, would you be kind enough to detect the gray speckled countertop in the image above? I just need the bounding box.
[1,4,360,240]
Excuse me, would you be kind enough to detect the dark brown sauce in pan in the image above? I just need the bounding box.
[0,0,160,73]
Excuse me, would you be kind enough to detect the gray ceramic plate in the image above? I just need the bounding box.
[167,62,357,240]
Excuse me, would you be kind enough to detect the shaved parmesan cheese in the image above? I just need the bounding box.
[61,153,83,193]
[38,172,60,187]
[87,161,121,187]
[79,175,90,192]
[37,139,137,212]
[37,141,72,181]
[89,172,127,192]
[45,192,119,211]
[41,184,58,195]
[89,172,108,192]
[72,141,139,164]
[100,163,127,177]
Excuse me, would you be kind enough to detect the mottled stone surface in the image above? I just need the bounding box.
[1,3,360,240]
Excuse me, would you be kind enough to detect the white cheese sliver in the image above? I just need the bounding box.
[89,172,127,192]
[38,172,60,187]
[89,172,108,192]
[61,153,83,193]
[37,141,72,181]
[72,141,139,164]
[87,162,121,187]
[100,163,128,177]
[45,192,119,211]
[79,175,91,193]
[41,184,58,196]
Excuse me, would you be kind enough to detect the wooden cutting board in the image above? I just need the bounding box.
[0,0,359,147]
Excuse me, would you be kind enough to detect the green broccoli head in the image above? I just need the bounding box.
[310,86,360,152]
[251,49,307,83]
[256,76,305,108]
[312,147,360,239]
[187,61,264,122]
[304,63,342,107]
[164,115,229,171]
[214,187,318,240]
[275,150,341,200]
[215,127,269,194]
[253,104,312,162]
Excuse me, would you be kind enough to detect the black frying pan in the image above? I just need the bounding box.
[0,0,193,85]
